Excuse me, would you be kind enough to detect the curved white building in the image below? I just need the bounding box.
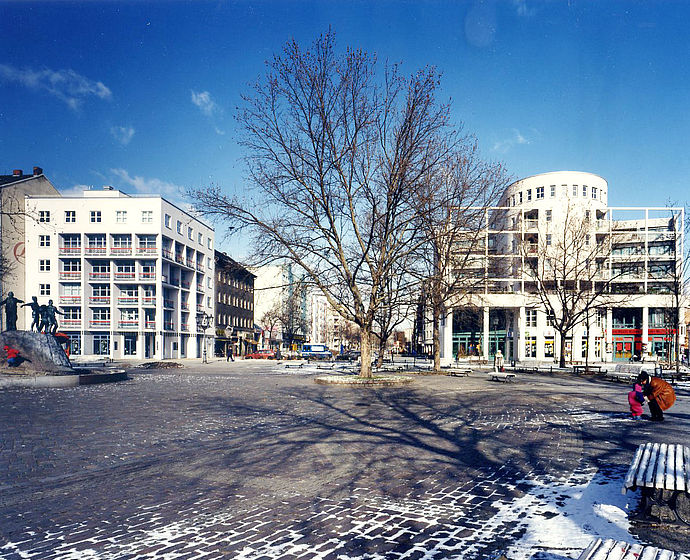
[439,171,684,364]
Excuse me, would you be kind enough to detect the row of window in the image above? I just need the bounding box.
[163,214,212,249]
[217,272,252,291]
[217,291,253,310]
[39,210,154,224]
[508,184,604,206]
[217,314,253,329]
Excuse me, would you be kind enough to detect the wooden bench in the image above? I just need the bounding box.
[446,368,472,377]
[573,365,604,374]
[622,442,690,525]
[578,538,689,560]
[488,371,516,382]
[284,363,304,369]
[316,363,335,370]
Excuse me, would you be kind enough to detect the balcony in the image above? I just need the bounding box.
[196,263,204,272]
[181,323,189,332]
[181,280,190,290]
[196,284,204,292]
[111,247,133,256]
[139,271,156,281]
[186,259,195,268]
[114,271,136,280]
[181,302,189,311]
[136,246,157,255]
[89,271,111,281]
[164,299,175,309]
[142,296,156,306]
[90,320,111,329]
[89,296,111,305]
[85,247,107,256]
[117,296,139,305]
[59,246,81,256]
[163,248,174,259]
[61,319,82,328]
[117,320,139,330]
[164,321,175,330]
[145,321,156,330]
[175,254,184,265]
[196,304,204,313]
[59,271,82,281]
[59,295,81,305]
[525,219,538,230]
[169,277,180,287]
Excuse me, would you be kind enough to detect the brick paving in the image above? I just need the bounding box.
[0,362,688,559]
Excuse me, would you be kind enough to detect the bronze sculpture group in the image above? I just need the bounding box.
[0,292,63,334]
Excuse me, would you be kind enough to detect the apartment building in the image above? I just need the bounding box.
[0,167,60,330]
[214,250,255,357]
[24,187,215,360]
[438,171,684,365]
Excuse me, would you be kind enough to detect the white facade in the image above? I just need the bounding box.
[24,188,215,360]
[439,171,684,365]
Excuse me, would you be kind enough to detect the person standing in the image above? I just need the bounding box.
[227,343,234,362]
[636,372,676,422]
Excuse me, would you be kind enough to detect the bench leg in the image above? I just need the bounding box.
[639,488,690,526]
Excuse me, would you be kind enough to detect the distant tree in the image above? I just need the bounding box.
[277,280,308,350]
[192,31,454,377]
[260,303,282,349]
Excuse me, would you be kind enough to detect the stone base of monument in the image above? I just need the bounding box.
[0,331,128,388]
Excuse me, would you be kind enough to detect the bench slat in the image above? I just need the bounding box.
[623,445,645,493]
[685,446,690,491]
[621,545,645,560]
[665,443,676,491]
[674,445,685,492]
[578,539,680,560]
[656,443,668,490]
[644,443,661,487]
[635,443,653,488]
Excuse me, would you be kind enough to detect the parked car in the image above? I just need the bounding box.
[336,350,361,362]
[245,349,277,359]
[301,344,333,360]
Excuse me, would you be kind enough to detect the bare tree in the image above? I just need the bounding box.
[192,31,454,377]
[414,146,509,372]
[277,280,308,351]
[521,203,624,368]
[260,304,282,350]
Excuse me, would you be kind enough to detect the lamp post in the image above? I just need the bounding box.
[197,311,212,363]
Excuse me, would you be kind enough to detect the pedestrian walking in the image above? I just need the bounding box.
[227,344,234,362]
[636,372,676,421]
[627,382,645,419]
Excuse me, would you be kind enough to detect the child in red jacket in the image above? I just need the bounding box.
[628,382,645,419]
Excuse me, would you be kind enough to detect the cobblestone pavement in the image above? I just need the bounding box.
[0,361,688,559]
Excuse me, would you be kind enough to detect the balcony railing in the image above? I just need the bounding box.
[118,297,139,305]
[114,271,136,280]
[59,295,81,305]
[196,263,204,271]
[111,247,133,256]
[89,271,110,281]
[181,323,189,332]
[62,319,82,328]
[142,297,156,306]
[85,247,107,255]
[525,219,538,229]
[181,280,190,290]
[139,271,156,280]
[59,271,82,280]
[186,259,195,268]
[181,302,189,311]
[169,278,180,287]
[196,304,204,312]
[164,321,175,330]
[175,254,184,264]
[196,284,204,292]
[136,246,157,255]
[162,249,173,260]
[90,320,111,329]
[145,321,156,330]
[89,296,111,305]
[59,247,81,256]
[118,320,139,329]
[164,299,175,309]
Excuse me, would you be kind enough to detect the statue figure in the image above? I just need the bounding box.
[39,300,63,334]
[0,291,24,331]
[21,296,41,332]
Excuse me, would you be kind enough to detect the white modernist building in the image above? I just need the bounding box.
[24,187,215,360]
[439,171,684,365]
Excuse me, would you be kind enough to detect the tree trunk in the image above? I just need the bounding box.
[359,329,373,378]
[432,301,441,372]
[559,334,566,368]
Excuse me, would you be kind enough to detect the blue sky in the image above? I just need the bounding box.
[2,1,689,256]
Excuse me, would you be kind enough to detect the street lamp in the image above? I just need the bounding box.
[197,311,212,363]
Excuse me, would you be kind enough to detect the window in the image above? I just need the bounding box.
[198,232,203,244]
[207,296,211,307]
[39,210,50,223]
[519,192,523,204]
[39,283,50,296]
[585,210,591,221]
[176,220,182,234]
[112,234,132,248]
[527,189,532,201]
[546,234,552,246]
[62,259,81,272]
[207,257,211,268]
[39,235,50,247]
[545,209,552,222]
[39,259,50,272]
[573,185,578,196]
[63,284,81,296]
[90,211,101,223]
[582,185,587,197]
[64,307,81,320]
[546,313,555,327]
[207,237,212,249]
[207,277,212,288]
[585,234,590,246]
[592,187,598,199]
[536,187,544,199]
[525,308,537,327]
[550,185,556,197]
[65,210,76,223]
[116,211,127,223]
[93,308,111,321]
[141,210,153,223]
[188,227,193,240]
[164,214,171,228]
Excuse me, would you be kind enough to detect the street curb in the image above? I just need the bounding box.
[314,375,414,386]
[0,369,128,388]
